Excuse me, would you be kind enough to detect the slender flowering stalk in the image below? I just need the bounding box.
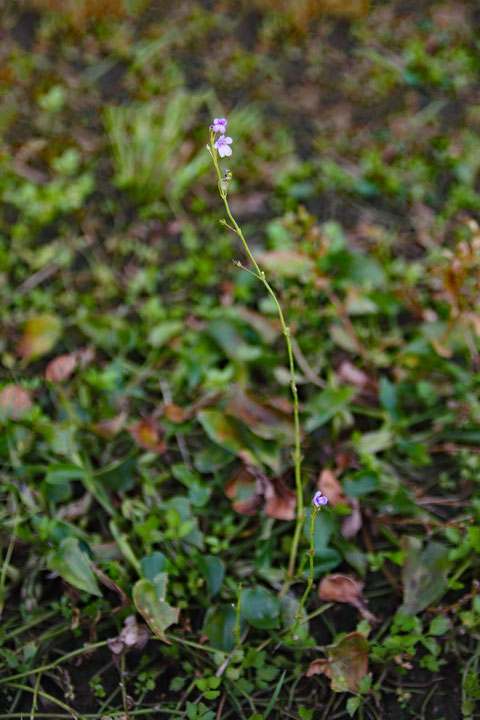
[291,493,328,638]
[207,119,311,598]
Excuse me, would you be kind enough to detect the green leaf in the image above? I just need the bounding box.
[194,442,235,473]
[400,538,451,616]
[133,575,179,641]
[95,455,136,491]
[47,537,101,596]
[428,615,450,636]
[202,605,245,652]
[347,696,361,717]
[198,555,225,597]
[343,470,379,497]
[46,463,86,484]
[140,552,166,581]
[148,320,183,348]
[379,376,399,422]
[305,387,354,432]
[241,586,280,630]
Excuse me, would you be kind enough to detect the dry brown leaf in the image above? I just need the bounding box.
[318,468,362,538]
[318,574,377,622]
[129,418,166,453]
[318,468,346,507]
[225,466,263,516]
[45,353,78,383]
[306,659,330,677]
[263,476,297,521]
[163,404,187,423]
[0,385,33,420]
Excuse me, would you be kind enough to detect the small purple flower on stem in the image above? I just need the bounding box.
[210,117,227,133]
[312,490,328,508]
[214,134,233,158]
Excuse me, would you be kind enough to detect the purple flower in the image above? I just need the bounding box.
[312,491,328,508]
[210,117,227,133]
[214,134,233,158]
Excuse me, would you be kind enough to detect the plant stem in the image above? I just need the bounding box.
[209,140,304,597]
[291,506,316,637]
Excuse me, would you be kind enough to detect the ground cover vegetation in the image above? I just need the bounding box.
[1,0,480,717]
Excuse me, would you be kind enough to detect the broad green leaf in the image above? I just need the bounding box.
[198,555,225,597]
[133,575,179,641]
[148,320,183,348]
[240,586,280,630]
[140,551,167,581]
[202,605,245,652]
[46,463,86,484]
[399,538,451,617]
[305,387,354,433]
[47,537,101,596]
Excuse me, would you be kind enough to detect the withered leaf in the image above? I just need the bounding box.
[318,574,377,622]
[307,632,369,693]
[45,353,78,383]
[0,385,33,420]
[225,465,297,520]
[129,418,166,453]
[318,468,347,507]
[163,404,187,423]
[318,469,362,538]
[226,386,297,444]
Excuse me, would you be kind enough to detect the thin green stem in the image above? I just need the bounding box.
[291,505,316,637]
[209,137,304,597]
[234,582,243,647]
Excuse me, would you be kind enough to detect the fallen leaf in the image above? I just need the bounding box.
[226,386,297,444]
[307,632,369,693]
[225,465,297,520]
[264,476,297,521]
[318,574,377,622]
[225,466,263,515]
[306,659,330,677]
[318,468,347,506]
[129,418,166,453]
[399,537,451,616]
[318,469,362,538]
[0,385,33,420]
[17,313,62,362]
[107,615,150,656]
[45,353,78,382]
[163,404,187,423]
